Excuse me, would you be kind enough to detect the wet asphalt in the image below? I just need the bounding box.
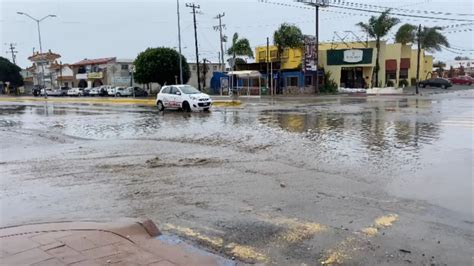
[0,87,473,265]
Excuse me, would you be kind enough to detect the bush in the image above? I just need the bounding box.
[399,79,409,87]
[386,80,395,87]
[320,70,338,94]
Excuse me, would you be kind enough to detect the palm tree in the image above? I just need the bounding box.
[395,24,449,93]
[273,23,304,63]
[356,10,400,87]
[227,33,253,70]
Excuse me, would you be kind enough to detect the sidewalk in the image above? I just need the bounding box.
[0,219,233,266]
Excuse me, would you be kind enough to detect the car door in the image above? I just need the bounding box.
[169,87,181,108]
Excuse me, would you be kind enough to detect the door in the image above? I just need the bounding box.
[169,87,181,108]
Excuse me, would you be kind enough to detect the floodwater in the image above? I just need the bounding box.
[1,91,473,265]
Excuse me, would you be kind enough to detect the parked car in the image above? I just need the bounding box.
[156,85,212,112]
[107,86,116,96]
[99,85,112,96]
[82,88,91,96]
[89,87,100,96]
[449,76,473,85]
[41,88,62,96]
[67,87,83,96]
[32,85,43,96]
[114,87,132,97]
[418,78,452,89]
[127,86,149,97]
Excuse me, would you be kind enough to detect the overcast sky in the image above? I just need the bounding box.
[1,0,473,68]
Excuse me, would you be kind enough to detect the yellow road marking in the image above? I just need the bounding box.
[163,223,268,263]
[320,214,399,265]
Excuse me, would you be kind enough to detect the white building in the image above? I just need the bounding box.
[188,62,221,90]
[445,60,474,76]
[26,50,74,88]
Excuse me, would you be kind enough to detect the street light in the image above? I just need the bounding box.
[17,12,56,98]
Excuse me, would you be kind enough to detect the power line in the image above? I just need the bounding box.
[328,4,474,22]
[330,1,474,17]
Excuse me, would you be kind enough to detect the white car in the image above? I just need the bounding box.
[89,87,100,96]
[67,87,83,96]
[114,87,132,97]
[156,85,212,112]
[41,88,62,96]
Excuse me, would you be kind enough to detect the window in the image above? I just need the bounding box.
[161,87,171,94]
[399,69,408,79]
[305,76,313,86]
[286,76,299,87]
[64,82,69,87]
[270,50,277,59]
[282,49,289,59]
[170,87,180,95]
[386,71,396,80]
[121,64,129,70]
[259,51,266,60]
[192,66,197,71]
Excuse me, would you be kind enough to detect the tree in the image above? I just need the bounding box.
[227,33,253,70]
[134,47,190,86]
[395,24,449,93]
[273,23,304,62]
[395,24,417,45]
[357,9,400,87]
[0,56,24,89]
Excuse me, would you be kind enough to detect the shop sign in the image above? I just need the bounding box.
[87,72,103,79]
[343,49,363,63]
[76,73,87,80]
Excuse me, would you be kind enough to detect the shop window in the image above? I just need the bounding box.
[305,76,313,86]
[286,76,299,87]
[399,69,409,79]
[121,64,129,70]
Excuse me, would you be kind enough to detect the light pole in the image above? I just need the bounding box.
[17,12,56,98]
[176,0,184,84]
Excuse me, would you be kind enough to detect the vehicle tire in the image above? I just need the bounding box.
[182,101,191,112]
[157,101,165,111]
[116,93,121,97]
[203,107,210,112]
[441,85,447,89]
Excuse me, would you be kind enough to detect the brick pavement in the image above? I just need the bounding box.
[0,219,230,266]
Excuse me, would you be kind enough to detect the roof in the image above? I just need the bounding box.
[116,58,134,63]
[28,50,61,62]
[227,70,262,77]
[72,57,116,66]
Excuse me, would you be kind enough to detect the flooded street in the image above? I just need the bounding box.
[1,91,473,265]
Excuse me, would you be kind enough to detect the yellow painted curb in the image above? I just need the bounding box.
[0,97,241,107]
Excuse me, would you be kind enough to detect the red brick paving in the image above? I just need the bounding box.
[0,219,225,266]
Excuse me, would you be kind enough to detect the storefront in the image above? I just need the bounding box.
[325,48,374,89]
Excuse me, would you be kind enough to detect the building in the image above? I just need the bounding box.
[70,57,139,88]
[254,40,433,90]
[188,62,221,89]
[26,50,74,89]
[445,59,473,76]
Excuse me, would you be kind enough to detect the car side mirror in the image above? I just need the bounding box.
[176,92,181,95]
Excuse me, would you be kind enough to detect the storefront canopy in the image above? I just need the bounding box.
[227,70,261,78]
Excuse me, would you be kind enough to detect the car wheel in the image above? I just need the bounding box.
[182,101,191,112]
[157,101,165,111]
[441,85,446,89]
[116,93,121,97]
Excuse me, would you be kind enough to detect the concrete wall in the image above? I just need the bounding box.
[188,63,221,90]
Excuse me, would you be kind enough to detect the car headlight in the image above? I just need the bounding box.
[189,96,198,100]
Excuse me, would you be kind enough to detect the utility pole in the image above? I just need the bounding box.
[176,0,183,84]
[266,37,270,91]
[186,3,201,91]
[17,12,56,98]
[213,13,226,72]
[295,0,328,94]
[5,43,18,64]
[415,24,421,95]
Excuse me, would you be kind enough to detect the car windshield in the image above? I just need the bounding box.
[179,86,200,94]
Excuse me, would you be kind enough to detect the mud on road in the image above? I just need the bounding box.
[1,90,473,265]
